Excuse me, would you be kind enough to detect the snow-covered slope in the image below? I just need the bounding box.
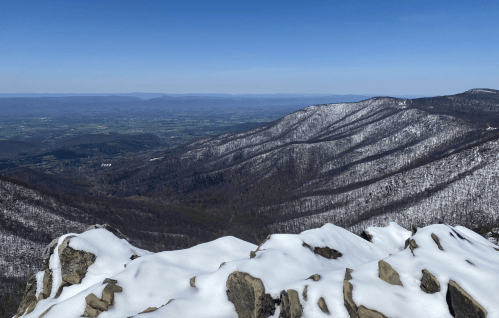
[15,223,499,318]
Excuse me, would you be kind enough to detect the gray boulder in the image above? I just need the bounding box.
[420,269,440,294]
[226,271,276,318]
[378,260,403,286]
[279,289,302,318]
[447,280,487,318]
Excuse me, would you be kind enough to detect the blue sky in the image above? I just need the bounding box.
[1,0,498,95]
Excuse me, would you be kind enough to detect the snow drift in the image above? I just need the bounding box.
[14,222,499,318]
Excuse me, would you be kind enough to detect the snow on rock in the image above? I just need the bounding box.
[15,222,499,318]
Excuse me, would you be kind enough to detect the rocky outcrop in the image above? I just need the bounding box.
[378,260,403,286]
[279,289,302,318]
[226,271,276,318]
[83,278,123,317]
[15,238,60,317]
[447,280,487,318]
[314,246,342,259]
[55,236,96,297]
[420,269,440,294]
[14,275,38,318]
[190,276,196,288]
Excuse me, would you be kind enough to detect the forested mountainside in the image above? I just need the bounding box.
[112,89,499,234]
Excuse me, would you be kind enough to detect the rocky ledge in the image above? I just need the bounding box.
[13,222,499,318]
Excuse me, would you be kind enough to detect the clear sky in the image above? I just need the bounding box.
[1,0,498,95]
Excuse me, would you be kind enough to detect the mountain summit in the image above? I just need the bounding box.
[14,223,499,318]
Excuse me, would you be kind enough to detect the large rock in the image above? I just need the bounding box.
[420,269,440,294]
[279,289,302,318]
[226,271,276,318]
[55,236,96,297]
[447,280,487,318]
[378,260,403,286]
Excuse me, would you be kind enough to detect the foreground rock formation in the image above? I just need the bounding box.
[14,222,499,318]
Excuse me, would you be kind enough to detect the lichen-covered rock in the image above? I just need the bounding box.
[279,289,302,318]
[226,271,276,318]
[358,306,389,318]
[317,297,330,314]
[447,280,487,318]
[56,236,96,297]
[420,269,440,294]
[378,260,403,286]
[14,275,38,318]
[314,246,342,259]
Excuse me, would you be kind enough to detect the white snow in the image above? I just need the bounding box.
[19,223,499,318]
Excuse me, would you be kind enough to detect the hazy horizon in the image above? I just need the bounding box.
[2,0,498,95]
